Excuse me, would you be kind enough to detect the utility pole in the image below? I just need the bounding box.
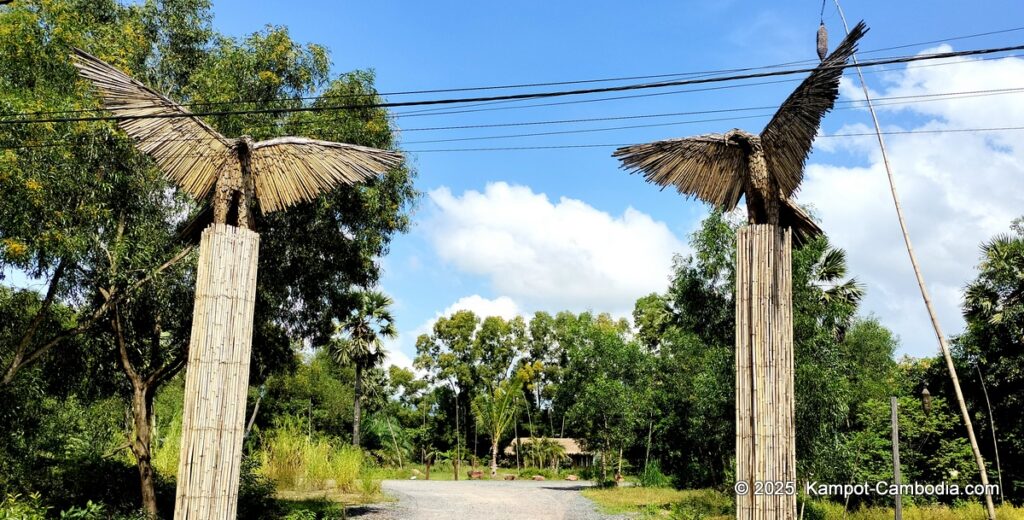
[890,397,903,520]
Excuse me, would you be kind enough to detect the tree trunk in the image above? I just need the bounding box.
[831,5,997,519]
[131,385,159,517]
[644,417,653,471]
[453,385,460,481]
[113,305,160,517]
[514,421,521,471]
[490,439,499,477]
[353,363,363,448]
[386,416,403,468]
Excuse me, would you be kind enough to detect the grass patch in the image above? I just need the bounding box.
[808,500,1024,520]
[582,487,732,518]
[256,418,363,492]
[584,487,1024,520]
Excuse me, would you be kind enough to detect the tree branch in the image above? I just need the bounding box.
[1,245,195,385]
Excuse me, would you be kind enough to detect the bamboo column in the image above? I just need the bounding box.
[735,224,796,520]
[174,224,260,520]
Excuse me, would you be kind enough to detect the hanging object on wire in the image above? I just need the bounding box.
[817,22,829,61]
[817,0,829,61]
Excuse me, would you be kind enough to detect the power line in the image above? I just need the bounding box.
[4,87,1020,151]
[4,43,1024,126]
[6,124,1020,156]
[3,87,1021,152]
[387,52,1019,119]
[402,126,1024,153]
[9,25,1023,119]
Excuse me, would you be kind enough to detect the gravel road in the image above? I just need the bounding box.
[348,479,626,520]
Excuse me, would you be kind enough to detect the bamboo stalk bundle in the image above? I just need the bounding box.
[735,224,795,520]
[174,224,260,520]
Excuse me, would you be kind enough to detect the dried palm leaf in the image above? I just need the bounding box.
[250,137,403,213]
[761,21,867,198]
[71,48,232,200]
[613,134,747,210]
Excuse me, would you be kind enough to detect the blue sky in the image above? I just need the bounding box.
[12,1,1024,365]
[217,1,1024,363]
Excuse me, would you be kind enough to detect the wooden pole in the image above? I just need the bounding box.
[891,397,903,520]
[976,364,1004,504]
[736,225,796,520]
[830,5,998,519]
[174,224,260,520]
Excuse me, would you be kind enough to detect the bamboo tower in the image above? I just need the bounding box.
[615,23,867,520]
[72,50,402,519]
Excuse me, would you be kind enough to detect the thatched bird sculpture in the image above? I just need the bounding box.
[614,21,867,243]
[71,49,403,230]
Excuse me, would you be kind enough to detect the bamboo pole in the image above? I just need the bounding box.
[174,224,260,520]
[736,225,796,520]
[830,4,997,519]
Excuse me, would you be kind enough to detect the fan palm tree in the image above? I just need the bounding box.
[331,290,397,448]
[71,49,402,229]
[811,244,864,340]
[614,22,867,244]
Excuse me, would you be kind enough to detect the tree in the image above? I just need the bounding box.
[1,1,416,513]
[472,377,521,476]
[331,290,396,448]
[957,220,1024,501]
[562,313,649,481]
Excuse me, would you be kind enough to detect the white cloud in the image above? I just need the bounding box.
[804,50,1024,356]
[383,294,522,375]
[424,182,688,314]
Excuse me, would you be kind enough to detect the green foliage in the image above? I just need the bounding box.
[237,456,283,520]
[640,461,673,488]
[257,418,363,492]
[0,493,48,520]
[956,218,1024,500]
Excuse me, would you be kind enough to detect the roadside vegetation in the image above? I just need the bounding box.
[2,1,1024,519]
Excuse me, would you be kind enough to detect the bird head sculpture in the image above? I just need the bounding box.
[71,49,403,231]
[614,22,868,245]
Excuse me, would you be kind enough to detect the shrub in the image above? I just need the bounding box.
[0,493,48,520]
[671,489,733,518]
[237,456,282,520]
[257,418,362,492]
[639,461,673,488]
[518,467,554,479]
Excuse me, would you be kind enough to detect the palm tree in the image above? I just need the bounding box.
[473,378,521,477]
[810,244,864,340]
[830,4,997,517]
[331,290,397,448]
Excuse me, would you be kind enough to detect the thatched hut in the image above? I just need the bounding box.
[504,437,595,468]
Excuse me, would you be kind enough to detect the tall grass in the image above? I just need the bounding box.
[809,500,1024,520]
[256,418,362,492]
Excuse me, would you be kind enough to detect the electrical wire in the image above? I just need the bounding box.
[3,43,1024,125]
[8,25,1023,119]
[4,86,1021,151]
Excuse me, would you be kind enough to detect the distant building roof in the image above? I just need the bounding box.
[503,437,590,456]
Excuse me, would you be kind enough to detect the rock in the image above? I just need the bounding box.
[565,475,578,481]
[410,476,417,480]
[503,474,516,481]
[532,475,546,481]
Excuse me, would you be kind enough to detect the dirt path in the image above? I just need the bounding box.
[349,480,625,520]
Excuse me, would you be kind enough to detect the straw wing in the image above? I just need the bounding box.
[249,137,403,213]
[760,21,868,198]
[613,135,747,210]
[71,48,232,200]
